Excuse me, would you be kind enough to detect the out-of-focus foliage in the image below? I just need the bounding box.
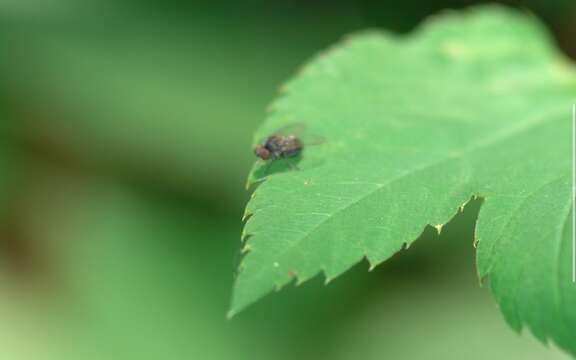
[329,283,572,360]
[0,5,364,199]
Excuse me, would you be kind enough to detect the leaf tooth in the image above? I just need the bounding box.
[240,229,252,243]
[241,243,252,254]
[367,260,377,272]
[241,209,253,222]
[295,275,308,287]
[477,273,488,288]
[364,253,382,272]
[434,224,444,235]
[245,177,255,190]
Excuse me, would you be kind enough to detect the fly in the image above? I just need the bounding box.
[254,134,303,162]
[253,123,322,174]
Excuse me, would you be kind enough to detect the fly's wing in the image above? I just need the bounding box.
[303,134,326,146]
[272,122,307,137]
[273,122,325,146]
[254,123,305,147]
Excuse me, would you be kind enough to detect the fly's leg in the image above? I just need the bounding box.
[261,160,274,178]
[282,155,300,171]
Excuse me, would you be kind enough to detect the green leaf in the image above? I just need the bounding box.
[232,5,576,355]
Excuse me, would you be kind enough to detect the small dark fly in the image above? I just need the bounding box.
[254,123,323,174]
[254,134,303,162]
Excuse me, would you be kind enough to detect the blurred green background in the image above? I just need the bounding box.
[0,1,574,359]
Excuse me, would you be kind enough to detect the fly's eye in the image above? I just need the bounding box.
[255,146,271,160]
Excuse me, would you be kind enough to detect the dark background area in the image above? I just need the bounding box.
[0,1,573,359]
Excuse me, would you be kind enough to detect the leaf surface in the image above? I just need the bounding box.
[233,5,576,354]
